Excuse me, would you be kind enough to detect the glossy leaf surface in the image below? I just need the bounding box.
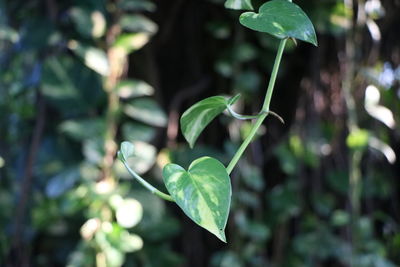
[224,0,253,11]
[239,0,317,46]
[180,96,228,148]
[163,157,231,242]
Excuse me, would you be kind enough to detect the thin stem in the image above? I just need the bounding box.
[262,39,287,112]
[227,104,264,120]
[226,38,287,175]
[122,160,175,202]
[226,112,267,174]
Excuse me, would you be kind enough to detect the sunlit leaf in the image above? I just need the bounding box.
[113,33,151,54]
[369,136,396,164]
[120,14,158,34]
[0,25,19,43]
[163,157,231,242]
[120,232,143,252]
[224,0,253,11]
[124,98,167,127]
[116,79,154,99]
[122,122,156,143]
[68,41,110,76]
[364,85,395,129]
[331,210,350,226]
[0,157,4,168]
[310,2,352,35]
[239,0,318,46]
[121,141,157,174]
[180,96,229,148]
[116,198,143,228]
[69,7,106,38]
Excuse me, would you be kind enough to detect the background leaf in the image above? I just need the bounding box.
[124,98,168,127]
[68,41,110,76]
[120,141,135,160]
[113,33,151,54]
[224,0,253,11]
[116,79,154,99]
[120,14,158,34]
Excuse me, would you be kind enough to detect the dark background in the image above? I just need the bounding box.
[1,0,399,266]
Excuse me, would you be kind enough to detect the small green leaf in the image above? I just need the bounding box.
[122,122,156,143]
[180,96,229,148]
[116,79,154,99]
[60,119,105,141]
[120,14,158,34]
[124,98,167,127]
[69,7,106,38]
[68,41,110,75]
[113,33,151,54]
[224,0,253,11]
[120,141,135,161]
[239,0,318,46]
[163,157,231,242]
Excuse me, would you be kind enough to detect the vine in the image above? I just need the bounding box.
[118,0,317,242]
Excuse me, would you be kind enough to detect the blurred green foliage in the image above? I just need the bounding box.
[1,0,399,266]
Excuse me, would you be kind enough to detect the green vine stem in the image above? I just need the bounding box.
[226,38,287,174]
[227,103,285,124]
[120,158,174,202]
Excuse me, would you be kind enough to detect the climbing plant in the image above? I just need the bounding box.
[119,0,317,242]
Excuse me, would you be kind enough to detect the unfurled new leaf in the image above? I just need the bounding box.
[120,141,135,161]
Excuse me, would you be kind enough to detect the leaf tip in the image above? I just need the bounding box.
[310,34,318,47]
[186,137,196,149]
[217,229,227,243]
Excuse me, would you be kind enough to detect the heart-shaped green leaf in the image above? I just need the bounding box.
[180,96,229,148]
[224,0,253,11]
[239,0,317,46]
[163,157,231,242]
